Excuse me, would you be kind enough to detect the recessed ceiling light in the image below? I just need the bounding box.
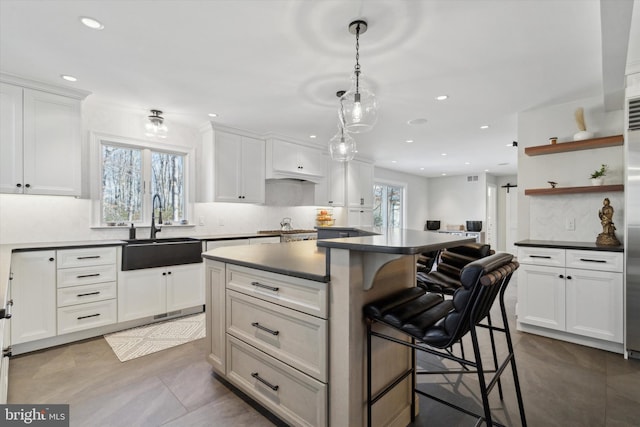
[484,169,490,172]
[480,125,490,129]
[80,16,104,30]
[208,113,218,118]
[435,95,448,101]
[405,139,413,143]
[464,162,470,165]
[441,153,447,156]
[407,118,428,125]
[309,135,317,139]
[420,167,425,170]
[441,173,447,176]
[61,75,77,82]
[391,160,397,163]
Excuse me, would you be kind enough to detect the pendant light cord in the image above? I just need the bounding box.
[354,23,361,94]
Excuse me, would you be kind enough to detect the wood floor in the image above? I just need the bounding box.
[8,277,640,426]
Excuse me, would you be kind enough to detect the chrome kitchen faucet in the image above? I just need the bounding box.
[150,194,163,239]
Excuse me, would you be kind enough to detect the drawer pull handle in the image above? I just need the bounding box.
[77,313,100,320]
[77,256,101,260]
[251,281,279,292]
[1,299,13,319]
[251,322,280,336]
[579,258,607,263]
[530,255,552,259]
[251,372,279,391]
[77,273,100,279]
[77,291,100,297]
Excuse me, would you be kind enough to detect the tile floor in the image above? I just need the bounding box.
[8,277,640,426]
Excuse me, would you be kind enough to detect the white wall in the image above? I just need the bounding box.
[426,173,487,231]
[495,175,518,251]
[374,167,429,230]
[517,95,625,242]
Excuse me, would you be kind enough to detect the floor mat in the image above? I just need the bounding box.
[104,313,205,362]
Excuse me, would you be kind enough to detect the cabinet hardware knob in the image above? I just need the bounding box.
[567,276,572,280]
[49,257,55,262]
[251,322,279,336]
[162,272,166,276]
[25,184,31,188]
[251,372,279,391]
[167,271,172,275]
[559,274,564,279]
[16,183,22,188]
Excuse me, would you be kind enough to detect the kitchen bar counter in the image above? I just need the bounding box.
[515,239,624,252]
[202,240,328,282]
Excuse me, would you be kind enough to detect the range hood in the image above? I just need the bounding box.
[265,179,316,206]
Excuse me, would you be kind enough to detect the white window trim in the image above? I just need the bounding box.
[374,178,407,229]
[89,132,196,227]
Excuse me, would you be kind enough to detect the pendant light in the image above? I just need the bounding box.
[339,20,378,133]
[144,109,168,139]
[329,91,357,162]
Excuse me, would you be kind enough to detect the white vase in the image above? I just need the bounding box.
[574,131,594,141]
[591,177,604,186]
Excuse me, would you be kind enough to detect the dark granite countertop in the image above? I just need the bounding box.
[316,228,474,254]
[202,240,329,282]
[515,239,624,252]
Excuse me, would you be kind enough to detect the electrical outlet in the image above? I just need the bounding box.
[566,217,575,231]
[198,216,205,226]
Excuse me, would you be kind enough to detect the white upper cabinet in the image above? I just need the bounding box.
[0,75,89,196]
[266,138,325,182]
[346,159,374,208]
[314,155,345,207]
[204,126,265,204]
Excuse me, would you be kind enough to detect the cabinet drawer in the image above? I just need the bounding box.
[226,335,327,427]
[566,250,623,272]
[57,264,117,288]
[227,265,327,319]
[57,247,117,268]
[57,299,117,335]
[517,247,565,267]
[57,282,116,307]
[227,290,327,382]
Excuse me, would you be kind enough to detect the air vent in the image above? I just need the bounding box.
[467,175,478,182]
[630,98,640,130]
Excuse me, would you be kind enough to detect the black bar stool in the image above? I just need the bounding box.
[364,252,527,427]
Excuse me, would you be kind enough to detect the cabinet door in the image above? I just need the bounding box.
[271,140,300,174]
[328,160,346,206]
[240,136,265,203]
[11,251,57,344]
[0,83,23,194]
[347,160,374,208]
[566,268,623,343]
[205,260,226,374]
[118,268,167,322]
[517,264,566,331]
[348,208,373,227]
[166,264,204,312]
[296,144,324,177]
[22,89,81,196]
[214,131,242,202]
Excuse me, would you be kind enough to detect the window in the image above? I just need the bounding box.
[373,183,403,228]
[99,140,187,225]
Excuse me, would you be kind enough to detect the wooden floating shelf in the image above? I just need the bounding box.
[525,184,624,196]
[524,134,624,156]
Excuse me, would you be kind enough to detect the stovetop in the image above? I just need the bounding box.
[258,229,317,235]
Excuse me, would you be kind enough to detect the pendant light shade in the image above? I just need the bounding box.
[329,124,356,162]
[340,20,378,134]
[145,109,168,139]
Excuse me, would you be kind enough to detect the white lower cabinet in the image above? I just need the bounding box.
[57,300,117,335]
[206,260,328,426]
[119,264,203,322]
[517,247,623,348]
[10,251,57,344]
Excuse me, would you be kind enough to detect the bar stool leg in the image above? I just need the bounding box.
[470,324,493,426]
[487,313,504,400]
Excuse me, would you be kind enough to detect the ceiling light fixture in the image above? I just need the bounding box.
[435,95,448,101]
[310,135,317,139]
[405,139,413,143]
[208,113,218,118]
[480,125,490,129]
[80,16,104,30]
[144,109,168,139]
[339,20,377,133]
[61,74,77,82]
[329,90,356,162]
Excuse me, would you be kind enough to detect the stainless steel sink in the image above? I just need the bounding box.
[121,237,203,270]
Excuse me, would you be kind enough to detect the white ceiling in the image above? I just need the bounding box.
[0,0,636,178]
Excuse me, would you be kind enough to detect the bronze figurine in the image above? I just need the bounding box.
[596,198,621,246]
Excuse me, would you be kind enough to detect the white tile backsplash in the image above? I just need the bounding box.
[529,193,625,243]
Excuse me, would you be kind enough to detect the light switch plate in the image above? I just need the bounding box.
[566,217,575,231]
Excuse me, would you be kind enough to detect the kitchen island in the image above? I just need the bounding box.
[202,229,473,427]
